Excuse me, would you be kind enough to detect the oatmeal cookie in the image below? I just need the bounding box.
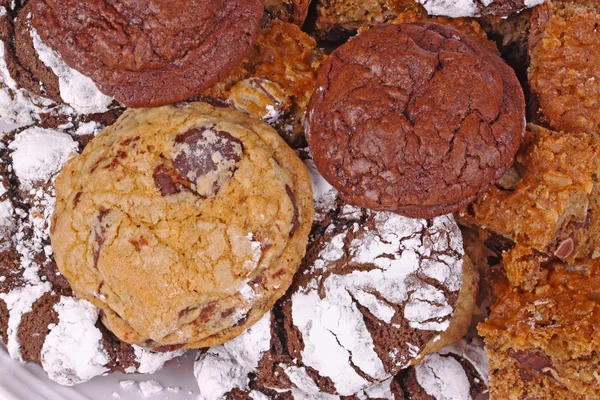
[0,124,182,386]
[306,22,525,219]
[529,0,600,133]
[457,124,600,263]
[192,156,479,398]
[479,257,600,399]
[31,0,264,107]
[51,103,314,350]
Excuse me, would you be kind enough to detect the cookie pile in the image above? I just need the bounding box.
[1,0,598,399]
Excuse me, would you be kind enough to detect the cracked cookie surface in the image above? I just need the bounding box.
[192,156,478,397]
[31,0,264,107]
[306,22,525,219]
[50,102,314,349]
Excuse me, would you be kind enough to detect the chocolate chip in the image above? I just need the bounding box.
[198,303,217,323]
[129,237,148,252]
[93,209,110,269]
[496,166,521,191]
[178,306,199,319]
[73,192,82,207]
[153,164,189,196]
[173,127,243,197]
[221,308,235,318]
[554,237,575,260]
[285,185,300,236]
[143,340,185,353]
[508,349,554,378]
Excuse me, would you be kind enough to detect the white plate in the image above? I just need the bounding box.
[0,343,201,400]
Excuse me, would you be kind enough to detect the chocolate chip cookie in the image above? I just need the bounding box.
[51,102,314,350]
[306,22,525,219]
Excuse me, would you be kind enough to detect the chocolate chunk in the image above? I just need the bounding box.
[285,185,300,236]
[153,165,182,196]
[508,349,554,377]
[93,209,110,268]
[173,127,243,197]
[306,22,525,219]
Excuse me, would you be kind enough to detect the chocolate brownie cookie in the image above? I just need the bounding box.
[528,0,600,134]
[479,257,600,399]
[31,0,264,108]
[0,1,124,128]
[0,124,183,386]
[306,22,525,219]
[458,124,600,263]
[314,0,544,40]
[51,103,314,350]
[204,19,325,148]
[193,157,479,398]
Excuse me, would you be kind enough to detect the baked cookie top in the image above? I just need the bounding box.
[31,0,264,107]
[193,156,468,398]
[50,102,314,350]
[306,22,525,219]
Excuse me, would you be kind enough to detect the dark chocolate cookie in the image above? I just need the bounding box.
[305,22,525,219]
[31,0,264,107]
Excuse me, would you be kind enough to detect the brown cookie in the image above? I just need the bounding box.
[306,22,525,219]
[31,0,264,107]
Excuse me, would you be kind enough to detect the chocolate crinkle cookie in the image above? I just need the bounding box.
[31,0,264,108]
[0,124,183,386]
[306,22,525,219]
[193,156,479,399]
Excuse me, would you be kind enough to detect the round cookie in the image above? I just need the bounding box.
[0,124,183,386]
[193,156,479,398]
[305,22,525,219]
[51,102,314,350]
[0,1,124,128]
[31,0,264,107]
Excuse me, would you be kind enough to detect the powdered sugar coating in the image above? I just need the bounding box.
[41,297,110,386]
[415,353,472,399]
[194,312,272,400]
[416,0,546,17]
[132,345,186,375]
[31,29,113,114]
[9,127,78,190]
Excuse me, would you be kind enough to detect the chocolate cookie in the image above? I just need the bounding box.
[51,103,314,350]
[0,124,183,386]
[306,22,525,219]
[0,1,124,128]
[193,156,479,398]
[31,0,264,108]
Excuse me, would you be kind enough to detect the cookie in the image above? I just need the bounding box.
[193,156,479,398]
[204,19,325,148]
[50,103,314,350]
[0,1,124,128]
[528,0,600,134]
[31,0,264,108]
[265,0,312,26]
[306,22,525,219]
[0,124,183,386]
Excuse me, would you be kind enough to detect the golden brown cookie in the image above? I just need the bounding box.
[50,102,314,350]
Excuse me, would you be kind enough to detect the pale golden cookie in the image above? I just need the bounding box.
[50,102,314,350]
